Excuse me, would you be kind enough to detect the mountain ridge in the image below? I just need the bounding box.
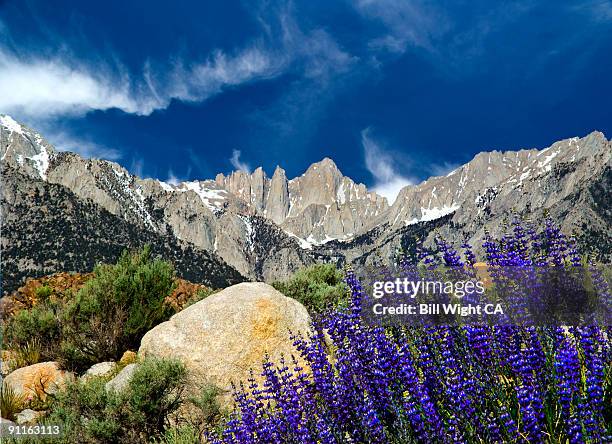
[2,114,610,292]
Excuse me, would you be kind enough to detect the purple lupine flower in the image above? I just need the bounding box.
[461,240,477,267]
[576,326,606,439]
[435,237,463,266]
[555,329,584,443]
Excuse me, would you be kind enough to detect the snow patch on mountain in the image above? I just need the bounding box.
[180,181,228,214]
[336,182,346,205]
[284,231,314,250]
[0,115,23,135]
[405,204,460,225]
[239,215,255,252]
[29,145,50,180]
[158,180,175,192]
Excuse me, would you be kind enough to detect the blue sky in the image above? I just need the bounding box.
[1,0,611,201]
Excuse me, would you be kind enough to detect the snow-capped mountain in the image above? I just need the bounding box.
[1,114,610,293]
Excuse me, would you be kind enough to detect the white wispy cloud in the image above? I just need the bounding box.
[429,161,460,177]
[230,149,251,173]
[362,128,413,204]
[166,170,180,185]
[572,0,612,22]
[352,0,449,53]
[0,45,281,119]
[242,5,357,158]
[48,131,122,160]
[0,5,354,121]
[277,10,356,79]
[129,157,145,178]
[165,166,192,185]
[351,0,542,76]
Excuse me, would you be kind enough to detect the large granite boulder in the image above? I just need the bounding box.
[139,282,312,403]
[4,362,74,402]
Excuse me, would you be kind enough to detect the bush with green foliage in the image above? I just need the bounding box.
[35,285,53,300]
[3,297,62,363]
[153,425,200,444]
[45,358,187,444]
[59,246,175,371]
[9,338,43,370]
[188,384,227,436]
[2,246,177,373]
[272,263,348,313]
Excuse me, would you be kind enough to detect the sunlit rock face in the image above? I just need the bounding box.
[138,282,312,407]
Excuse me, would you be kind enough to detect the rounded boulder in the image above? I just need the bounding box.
[138,282,312,401]
[4,362,74,402]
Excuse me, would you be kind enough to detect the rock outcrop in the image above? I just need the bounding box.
[0,417,16,432]
[215,158,389,242]
[138,282,312,405]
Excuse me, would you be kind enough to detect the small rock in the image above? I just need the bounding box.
[16,409,44,425]
[82,362,117,381]
[1,417,16,435]
[4,362,74,401]
[105,364,138,393]
[119,350,137,366]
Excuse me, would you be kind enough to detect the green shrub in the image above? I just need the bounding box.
[0,382,25,421]
[189,385,222,426]
[45,358,187,444]
[35,285,53,301]
[122,358,187,433]
[186,384,230,436]
[59,246,176,372]
[9,338,43,370]
[3,299,62,363]
[2,246,177,374]
[272,263,348,313]
[153,425,200,444]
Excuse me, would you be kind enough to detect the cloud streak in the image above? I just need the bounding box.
[45,129,122,160]
[0,5,354,121]
[352,0,449,53]
[230,149,251,173]
[0,45,282,119]
[572,0,612,22]
[165,166,192,185]
[166,170,181,185]
[429,161,460,177]
[362,128,413,204]
[0,50,142,118]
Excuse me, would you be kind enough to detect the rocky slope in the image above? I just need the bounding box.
[2,114,610,293]
[421,132,611,257]
[1,164,244,294]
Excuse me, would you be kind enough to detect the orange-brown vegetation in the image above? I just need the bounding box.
[1,272,209,319]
